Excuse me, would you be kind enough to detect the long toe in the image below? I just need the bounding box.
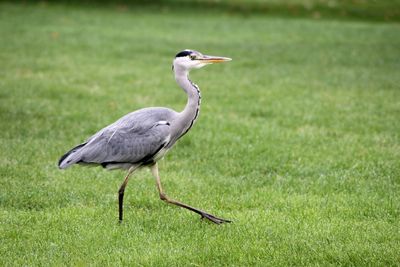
[201,212,232,224]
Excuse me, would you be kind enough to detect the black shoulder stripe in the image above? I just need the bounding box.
[140,143,166,165]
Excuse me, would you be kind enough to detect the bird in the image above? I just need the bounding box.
[58,49,232,224]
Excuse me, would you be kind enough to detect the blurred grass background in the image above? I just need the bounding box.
[15,0,400,22]
[0,0,399,266]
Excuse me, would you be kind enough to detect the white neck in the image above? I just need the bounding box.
[173,68,201,138]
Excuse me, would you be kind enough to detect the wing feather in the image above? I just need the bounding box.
[79,121,170,164]
[58,107,177,169]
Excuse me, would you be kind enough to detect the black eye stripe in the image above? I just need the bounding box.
[175,50,192,58]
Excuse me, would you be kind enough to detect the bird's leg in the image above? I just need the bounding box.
[150,163,231,225]
[118,165,139,222]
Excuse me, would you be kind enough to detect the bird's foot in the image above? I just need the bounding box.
[200,212,232,225]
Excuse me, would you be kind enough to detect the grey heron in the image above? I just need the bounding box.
[58,49,232,224]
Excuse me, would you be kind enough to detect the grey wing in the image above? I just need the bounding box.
[58,107,177,169]
[79,120,171,165]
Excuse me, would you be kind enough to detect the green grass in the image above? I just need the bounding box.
[1,2,400,266]
[148,0,400,22]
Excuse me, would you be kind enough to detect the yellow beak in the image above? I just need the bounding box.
[198,55,232,63]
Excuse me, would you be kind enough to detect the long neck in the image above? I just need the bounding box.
[174,68,201,137]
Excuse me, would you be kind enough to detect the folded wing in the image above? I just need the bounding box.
[58,112,172,169]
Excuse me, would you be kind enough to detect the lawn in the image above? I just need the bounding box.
[0,1,399,266]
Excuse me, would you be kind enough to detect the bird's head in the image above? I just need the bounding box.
[172,49,231,72]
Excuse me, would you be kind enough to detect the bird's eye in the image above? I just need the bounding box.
[190,55,197,60]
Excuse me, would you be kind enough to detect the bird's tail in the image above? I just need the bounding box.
[58,143,86,169]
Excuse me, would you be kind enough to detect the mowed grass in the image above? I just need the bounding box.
[1,2,400,266]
